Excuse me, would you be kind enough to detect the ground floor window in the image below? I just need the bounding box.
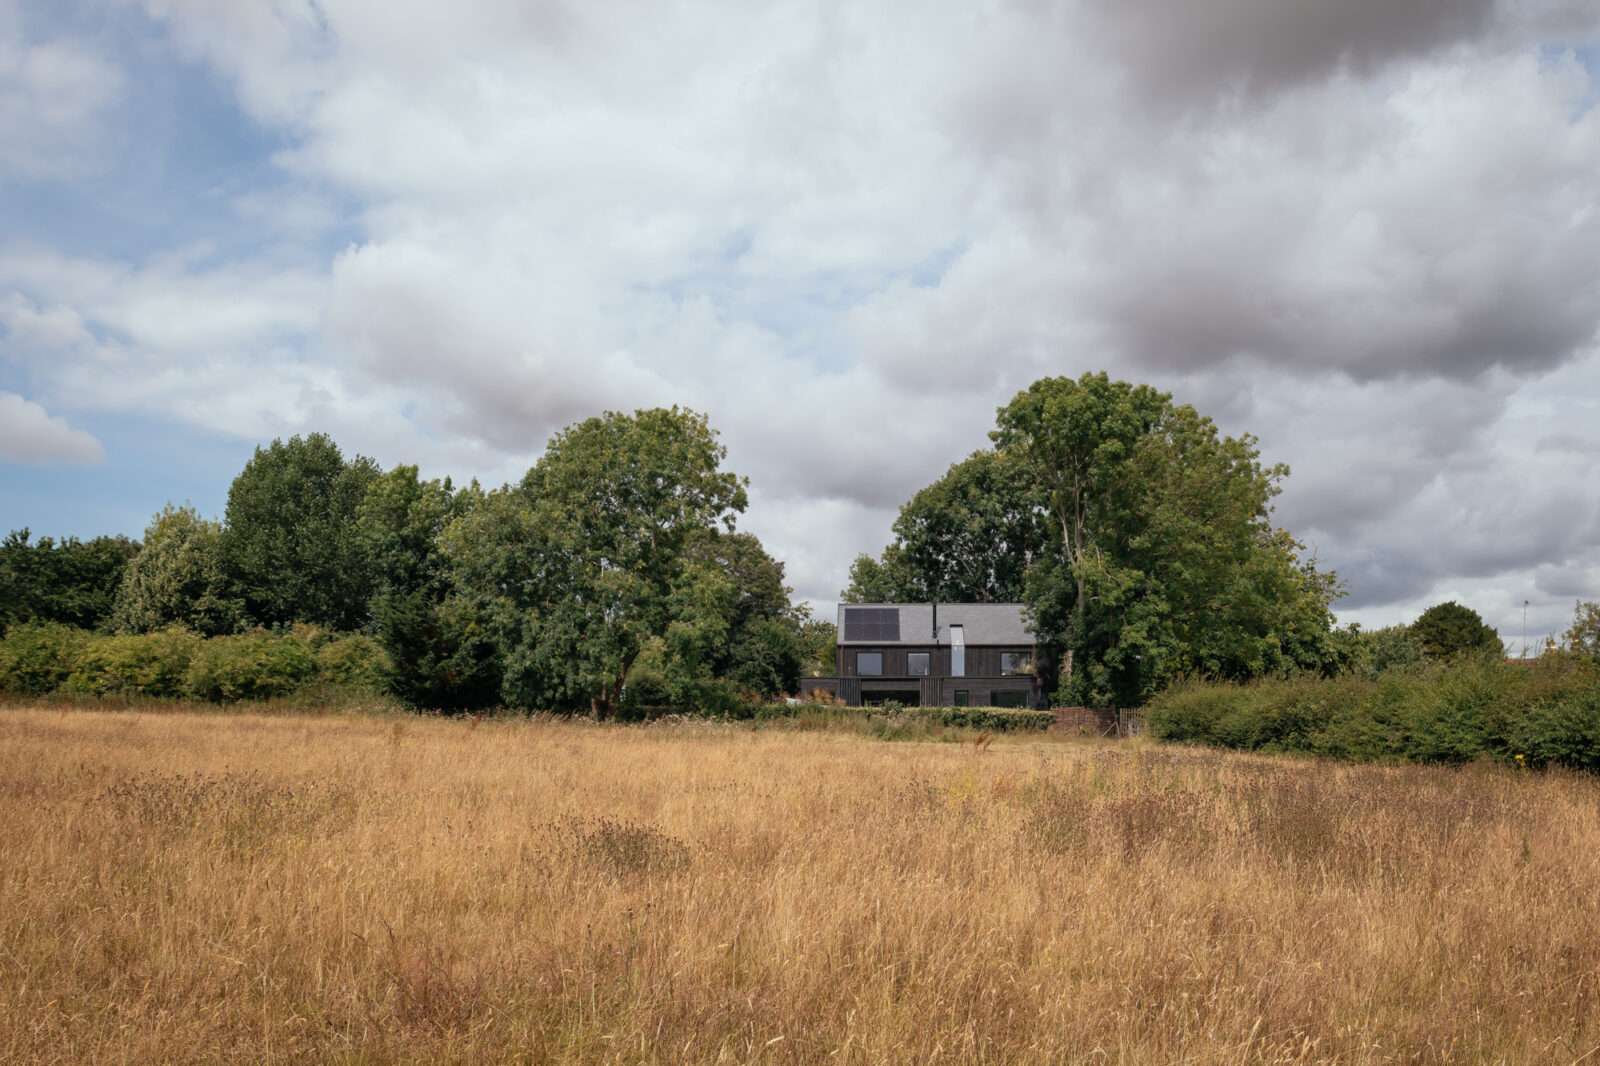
[953,689,969,707]
[991,690,1028,708]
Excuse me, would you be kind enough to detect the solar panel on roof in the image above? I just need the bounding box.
[842,607,900,642]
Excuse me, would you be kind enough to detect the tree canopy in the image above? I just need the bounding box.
[849,372,1349,706]
[445,407,752,715]
[1411,601,1502,660]
[0,530,139,634]
[221,433,380,631]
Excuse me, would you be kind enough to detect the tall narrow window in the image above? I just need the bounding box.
[950,624,965,677]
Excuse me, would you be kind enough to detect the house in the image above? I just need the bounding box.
[798,602,1043,708]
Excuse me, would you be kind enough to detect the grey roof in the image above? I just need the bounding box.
[836,603,1034,645]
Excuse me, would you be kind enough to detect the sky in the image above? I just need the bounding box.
[2,0,1598,648]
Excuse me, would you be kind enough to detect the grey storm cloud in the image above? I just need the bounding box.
[1090,0,1498,105]
[3,0,1600,627]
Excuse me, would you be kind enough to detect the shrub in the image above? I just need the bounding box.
[1147,658,1600,771]
[62,628,202,698]
[184,631,318,702]
[313,633,393,695]
[0,623,90,695]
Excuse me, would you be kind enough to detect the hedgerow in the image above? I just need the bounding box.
[1147,657,1600,772]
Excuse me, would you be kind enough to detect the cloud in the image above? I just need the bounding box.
[0,2,123,179]
[6,0,1600,621]
[0,391,103,463]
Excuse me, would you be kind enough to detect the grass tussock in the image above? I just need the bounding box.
[3,707,1600,1064]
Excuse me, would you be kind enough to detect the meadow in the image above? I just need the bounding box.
[3,706,1599,1064]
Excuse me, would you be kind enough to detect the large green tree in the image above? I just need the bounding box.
[662,530,804,701]
[446,408,748,715]
[220,433,380,630]
[993,372,1343,706]
[357,467,499,709]
[844,450,1048,604]
[0,529,139,633]
[110,505,241,636]
[1411,601,1501,660]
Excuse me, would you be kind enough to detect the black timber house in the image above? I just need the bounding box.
[798,603,1043,708]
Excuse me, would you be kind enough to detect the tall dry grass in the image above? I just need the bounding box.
[2,706,1599,1064]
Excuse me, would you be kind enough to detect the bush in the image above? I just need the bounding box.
[313,633,393,695]
[184,630,318,702]
[62,628,202,698]
[0,623,90,695]
[1147,658,1600,771]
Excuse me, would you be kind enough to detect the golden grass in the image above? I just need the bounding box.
[3,707,1600,1064]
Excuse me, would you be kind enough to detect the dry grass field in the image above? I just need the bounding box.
[3,707,1600,1065]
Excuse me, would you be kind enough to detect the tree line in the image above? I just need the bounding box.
[1,408,834,714]
[9,373,1582,712]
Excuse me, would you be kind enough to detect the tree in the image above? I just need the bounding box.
[1411,601,1502,660]
[993,372,1341,706]
[357,467,498,709]
[845,450,1049,604]
[110,505,241,636]
[1563,601,1600,661]
[842,547,918,603]
[655,531,805,702]
[220,433,380,631]
[1358,624,1423,676]
[797,615,838,678]
[446,408,748,715]
[0,529,139,633]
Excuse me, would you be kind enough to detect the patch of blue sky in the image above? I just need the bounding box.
[1537,41,1599,118]
[3,1,360,265]
[0,412,254,540]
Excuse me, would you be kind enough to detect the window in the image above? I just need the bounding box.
[1001,652,1033,676]
[992,690,1028,708]
[907,652,930,676]
[950,624,965,677]
[857,651,883,676]
[953,689,970,707]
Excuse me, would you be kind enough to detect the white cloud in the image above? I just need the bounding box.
[6,0,1600,617]
[0,2,123,179]
[0,391,103,463]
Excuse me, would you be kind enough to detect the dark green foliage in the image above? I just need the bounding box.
[357,468,498,709]
[63,628,202,698]
[1147,659,1600,772]
[220,433,379,631]
[844,450,1047,603]
[0,623,90,694]
[0,529,139,633]
[1411,601,1502,660]
[992,372,1345,707]
[446,408,748,715]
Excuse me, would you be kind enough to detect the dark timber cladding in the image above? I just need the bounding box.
[842,607,900,642]
[817,602,1045,710]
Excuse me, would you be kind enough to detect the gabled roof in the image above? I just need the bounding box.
[836,603,1034,646]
